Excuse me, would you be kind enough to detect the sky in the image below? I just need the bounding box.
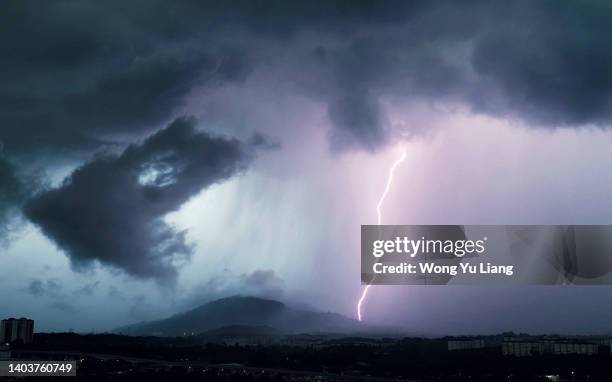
[3,0,612,334]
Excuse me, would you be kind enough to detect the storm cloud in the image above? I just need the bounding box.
[470,1,612,125]
[25,117,254,282]
[4,1,612,279]
[0,1,250,155]
[0,155,35,243]
[4,0,612,160]
[0,159,22,236]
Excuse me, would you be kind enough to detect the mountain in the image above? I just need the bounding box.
[202,325,282,337]
[116,296,371,336]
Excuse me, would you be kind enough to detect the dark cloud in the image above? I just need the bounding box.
[5,1,612,158]
[25,117,254,282]
[0,159,21,201]
[0,1,250,155]
[316,1,612,131]
[26,279,77,316]
[26,279,61,297]
[328,92,388,151]
[0,157,24,242]
[0,0,447,157]
[470,1,612,126]
[26,280,44,296]
[0,154,41,244]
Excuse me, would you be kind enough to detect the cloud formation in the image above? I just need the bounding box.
[181,269,285,311]
[25,118,254,282]
[26,279,61,297]
[0,158,22,236]
[4,0,612,296]
[1,1,250,154]
[0,155,36,243]
[4,1,612,160]
[469,1,612,125]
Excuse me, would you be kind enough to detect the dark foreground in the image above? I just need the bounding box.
[4,333,612,381]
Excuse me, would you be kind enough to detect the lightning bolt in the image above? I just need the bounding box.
[357,145,407,321]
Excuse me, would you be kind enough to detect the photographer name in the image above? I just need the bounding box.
[373,262,514,276]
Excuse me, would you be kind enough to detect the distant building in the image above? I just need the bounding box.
[503,336,600,356]
[552,342,598,355]
[0,318,34,344]
[502,339,545,356]
[447,336,502,351]
[448,338,485,351]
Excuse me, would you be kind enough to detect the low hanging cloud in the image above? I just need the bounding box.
[180,269,285,311]
[26,279,61,297]
[25,117,256,283]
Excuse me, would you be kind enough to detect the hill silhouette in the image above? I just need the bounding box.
[116,296,369,336]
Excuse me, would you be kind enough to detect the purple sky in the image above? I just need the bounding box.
[3,1,612,334]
